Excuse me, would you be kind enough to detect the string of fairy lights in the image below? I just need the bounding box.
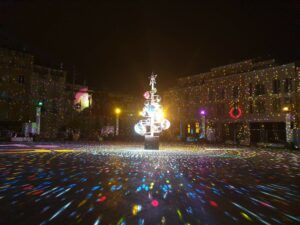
[164,59,299,143]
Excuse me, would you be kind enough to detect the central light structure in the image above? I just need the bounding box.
[134,73,170,150]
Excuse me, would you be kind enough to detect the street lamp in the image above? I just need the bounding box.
[282,106,293,143]
[282,106,289,112]
[115,108,121,136]
[36,100,43,135]
[199,109,206,139]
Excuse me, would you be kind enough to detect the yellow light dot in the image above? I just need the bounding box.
[115,108,121,114]
[132,204,142,215]
[241,212,252,221]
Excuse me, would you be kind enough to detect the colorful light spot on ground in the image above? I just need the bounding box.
[151,199,159,207]
[97,196,107,203]
[209,200,218,207]
[132,204,142,215]
[241,212,252,221]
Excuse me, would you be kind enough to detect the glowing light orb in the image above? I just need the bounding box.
[134,122,146,136]
[143,91,150,99]
[115,108,121,114]
[161,119,171,130]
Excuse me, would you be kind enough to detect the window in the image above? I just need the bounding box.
[51,101,58,113]
[273,79,280,94]
[0,76,4,83]
[284,96,292,105]
[18,75,25,84]
[184,93,189,102]
[284,78,292,93]
[256,100,265,114]
[232,86,239,99]
[249,100,253,114]
[195,122,200,134]
[255,83,266,96]
[249,83,253,96]
[217,103,225,116]
[194,95,200,104]
[219,89,225,99]
[272,98,281,112]
[208,89,213,101]
[187,124,191,134]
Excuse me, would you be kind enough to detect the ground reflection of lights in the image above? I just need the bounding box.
[0,143,299,225]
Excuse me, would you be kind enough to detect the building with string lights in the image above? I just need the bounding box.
[0,47,33,133]
[164,59,299,146]
[0,47,69,139]
[0,47,141,140]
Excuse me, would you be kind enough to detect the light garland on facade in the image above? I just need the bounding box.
[163,59,299,144]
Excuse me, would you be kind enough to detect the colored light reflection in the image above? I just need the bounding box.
[0,143,299,225]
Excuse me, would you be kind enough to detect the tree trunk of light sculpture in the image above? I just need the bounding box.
[134,73,170,150]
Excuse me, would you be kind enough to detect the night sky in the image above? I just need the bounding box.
[0,0,299,94]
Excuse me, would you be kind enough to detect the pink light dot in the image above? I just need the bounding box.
[151,199,159,207]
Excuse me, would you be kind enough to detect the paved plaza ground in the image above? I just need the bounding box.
[0,142,299,225]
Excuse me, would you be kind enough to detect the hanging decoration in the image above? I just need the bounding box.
[229,106,242,119]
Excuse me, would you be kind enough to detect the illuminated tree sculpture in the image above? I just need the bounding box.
[135,73,170,149]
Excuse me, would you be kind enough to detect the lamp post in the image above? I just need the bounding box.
[115,108,121,136]
[283,106,293,144]
[200,109,206,139]
[36,101,43,135]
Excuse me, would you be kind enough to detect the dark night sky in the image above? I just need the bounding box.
[0,0,299,94]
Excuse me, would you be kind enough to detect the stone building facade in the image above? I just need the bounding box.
[0,48,34,135]
[0,47,67,138]
[164,59,299,145]
[30,65,67,138]
[0,47,142,140]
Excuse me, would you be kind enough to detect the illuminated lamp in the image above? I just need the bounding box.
[200,110,206,115]
[282,106,289,112]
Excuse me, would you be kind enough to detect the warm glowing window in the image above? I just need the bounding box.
[195,122,200,133]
